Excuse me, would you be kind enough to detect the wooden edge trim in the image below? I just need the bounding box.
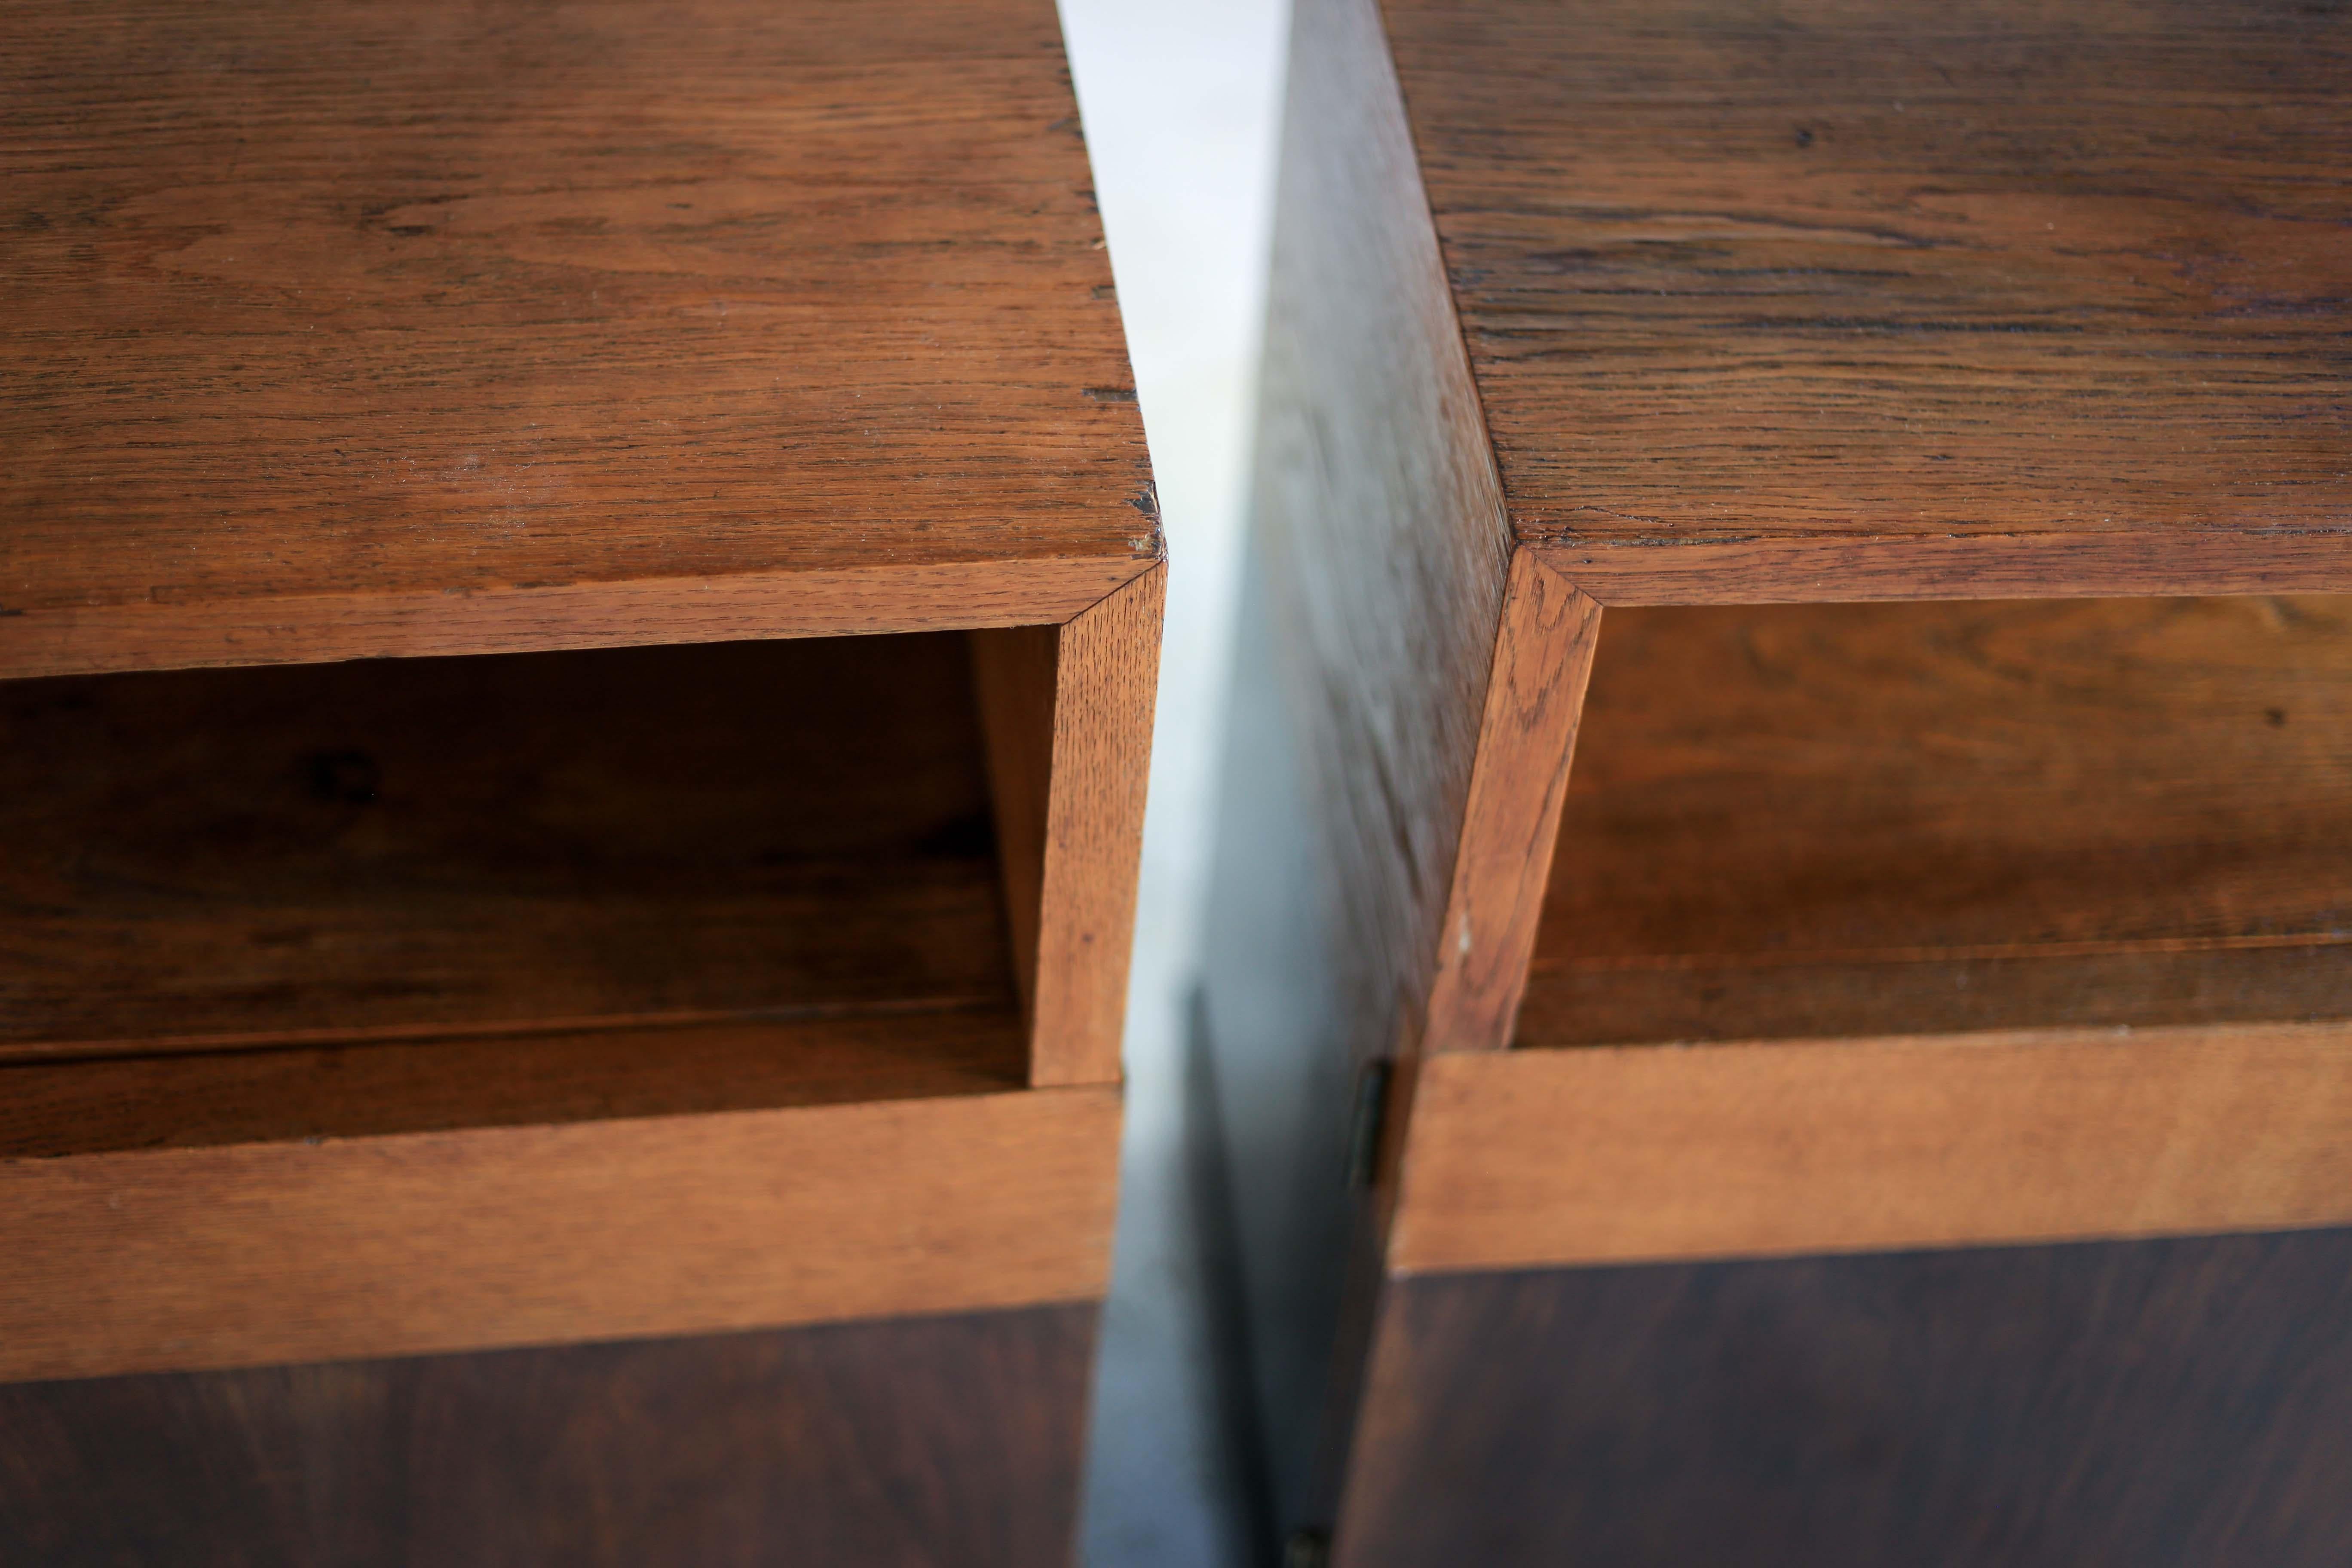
[1388,1022,2352,1276]
[0,1084,1120,1384]
[1419,551,1600,1054]
[0,554,1157,681]
[1028,561,1165,1087]
[1529,529,2352,607]
[970,624,1060,1020]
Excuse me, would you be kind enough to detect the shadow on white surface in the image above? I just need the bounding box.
[1057,1,1290,1563]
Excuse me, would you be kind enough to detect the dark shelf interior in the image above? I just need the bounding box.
[1525,595,2352,1047]
[0,631,1020,1082]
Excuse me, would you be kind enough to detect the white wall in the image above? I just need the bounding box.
[1055,2,1291,1562]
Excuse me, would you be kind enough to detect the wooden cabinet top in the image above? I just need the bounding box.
[1382,0,2352,597]
[0,0,1154,677]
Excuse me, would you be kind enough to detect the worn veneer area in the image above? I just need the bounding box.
[1524,594,2352,1047]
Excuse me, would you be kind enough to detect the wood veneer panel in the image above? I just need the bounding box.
[1338,1234,2352,1567]
[1391,1023,2352,1276]
[1381,0,2352,601]
[1526,596,2352,1046]
[0,631,1015,1059]
[0,1303,1098,1568]
[0,0,1156,677]
[0,1081,1118,1382]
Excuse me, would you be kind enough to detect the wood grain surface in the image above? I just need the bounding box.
[1523,942,2352,1050]
[0,1080,1117,1383]
[1028,564,1164,1085]
[0,0,1156,677]
[1338,1232,2352,1567]
[1391,1022,2352,1275]
[0,630,1016,1060]
[0,1010,1025,1158]
[1526,595,2352,1046]
[972,622,1061,1022]
[0,1303,1098,1568]
[1384,0,2352,601]
[1420,553,1599,1057]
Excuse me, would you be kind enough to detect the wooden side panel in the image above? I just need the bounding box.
[1337,1235,2352,1567]
[1195,564,1381,1538]
[1391,1025,2352,1277]
[971,622,1060,1019]
[0,632,1018,1061]
[1419,555,1600,1056]
[0,1302,1099,1568]
[1201,0,1596,1530]
[0,1084,1118,1384]
[1250,0,1517,1078]
[1384,0,2352,598]
[1028,564,1164,1087]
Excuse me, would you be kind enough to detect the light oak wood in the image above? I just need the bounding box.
[1391,1023,2352,1276]
[0,1078,1118,1384]
[0,0,1155,679]
[1028,564,1164,1086]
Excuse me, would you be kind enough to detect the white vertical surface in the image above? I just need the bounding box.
[1057,1,1289,1562]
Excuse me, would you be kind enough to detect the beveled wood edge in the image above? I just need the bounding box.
[1387,1021,2352,1277]
[1528,529,2352,607]
[0,1083,1120,1384]
[0,553,1158,681]
[1419,551,1600,1055]
[1029,560,1165,1087]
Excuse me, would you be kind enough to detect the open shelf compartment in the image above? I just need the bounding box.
[0,625,1141,1387]
[1390,594,2352,1283]
[1523,594,2352,1050]
[1,631,1024,1071]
